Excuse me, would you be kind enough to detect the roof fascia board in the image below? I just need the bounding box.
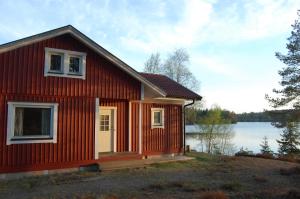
[0,27,71,54]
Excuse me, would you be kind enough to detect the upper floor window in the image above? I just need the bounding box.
[44,48,86,79]
[69,56,80,74]
[50,53,63,73]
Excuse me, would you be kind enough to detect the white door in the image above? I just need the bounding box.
[99,108,114,152]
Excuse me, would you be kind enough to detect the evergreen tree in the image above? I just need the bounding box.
[277,122,300,155]
[265,10,300,155]
[266,10,300,108]
[260,136,273,154]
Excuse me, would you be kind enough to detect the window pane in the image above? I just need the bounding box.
[50,54,62,71]
[154,111,161,124]
[100,114,110,132]
[69,57,80,73]
[100,126,104,131]
[14,107,51,136]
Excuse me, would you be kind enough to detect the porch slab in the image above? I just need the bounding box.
[99,155,194,171]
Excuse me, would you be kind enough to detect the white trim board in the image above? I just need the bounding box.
[44,47,87,79]
[151,108,165,129]
[128,102,132,152]
[138,102,142,154]
[6,102,58,145]
[94,98,100,159]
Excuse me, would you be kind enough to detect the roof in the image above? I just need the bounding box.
[0,25,166,97]
[140,73,202,100]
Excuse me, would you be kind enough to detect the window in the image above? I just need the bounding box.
[44,48,86,79]
[151,108,164,128]
[50,54,63,72]
[100,115,110,131]
[7,102,58,145]
[69,56,80,74]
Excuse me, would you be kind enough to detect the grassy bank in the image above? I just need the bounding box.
[0,152,299,199]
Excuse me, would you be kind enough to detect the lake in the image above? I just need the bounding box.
[186,122,282,154]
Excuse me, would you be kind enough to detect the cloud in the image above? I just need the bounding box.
[120,0,214,52]
[213,0,299,41]
[203,85,273,113]
[0,0,297,51]
[191,55,247,79]
[119,0,299,52]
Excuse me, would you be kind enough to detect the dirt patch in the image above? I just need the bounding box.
[0,152,299,199]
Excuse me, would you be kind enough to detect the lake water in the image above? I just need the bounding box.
[186,122,282,154]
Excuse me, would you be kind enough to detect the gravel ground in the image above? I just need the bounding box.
[0,153,299,199]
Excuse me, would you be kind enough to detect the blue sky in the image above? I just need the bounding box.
[0,0,299,113]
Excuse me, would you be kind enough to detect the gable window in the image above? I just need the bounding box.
[7,102,58,145]
[44,48,86,79]
[151,108,164,128]
[69,56,80,74]
[50,54,63,73]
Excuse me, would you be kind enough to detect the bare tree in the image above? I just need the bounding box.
[143,48,200,91]
[143,53,162,74]
[163,48,199,91]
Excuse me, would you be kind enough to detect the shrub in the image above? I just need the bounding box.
[255,153,274,159]
[235,148,254,157]
[277,154,300,163]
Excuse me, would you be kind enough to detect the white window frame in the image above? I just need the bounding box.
[151,108,164,129]
[44,47,86,79]
[6,102,58,145]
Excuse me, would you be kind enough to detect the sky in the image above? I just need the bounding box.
[0,0,299,113]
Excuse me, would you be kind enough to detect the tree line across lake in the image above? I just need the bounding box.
[186,108,277,124]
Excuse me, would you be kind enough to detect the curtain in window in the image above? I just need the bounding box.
[41,109,50,135]
[14,108,24,136]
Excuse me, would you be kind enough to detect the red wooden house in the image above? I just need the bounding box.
[0,25,201,174]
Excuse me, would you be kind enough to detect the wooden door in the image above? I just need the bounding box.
[99,108,114,152]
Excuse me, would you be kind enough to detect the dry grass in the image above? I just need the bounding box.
[253,175,268,183]
[279,166,300,176]
[220,181,242,192]
[284,189,300,199]
[198,191,229,199]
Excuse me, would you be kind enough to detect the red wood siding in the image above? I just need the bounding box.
[142,103,183,155]
[0,34,141,100]
[0,95,95,173]
[0,33,141,173]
